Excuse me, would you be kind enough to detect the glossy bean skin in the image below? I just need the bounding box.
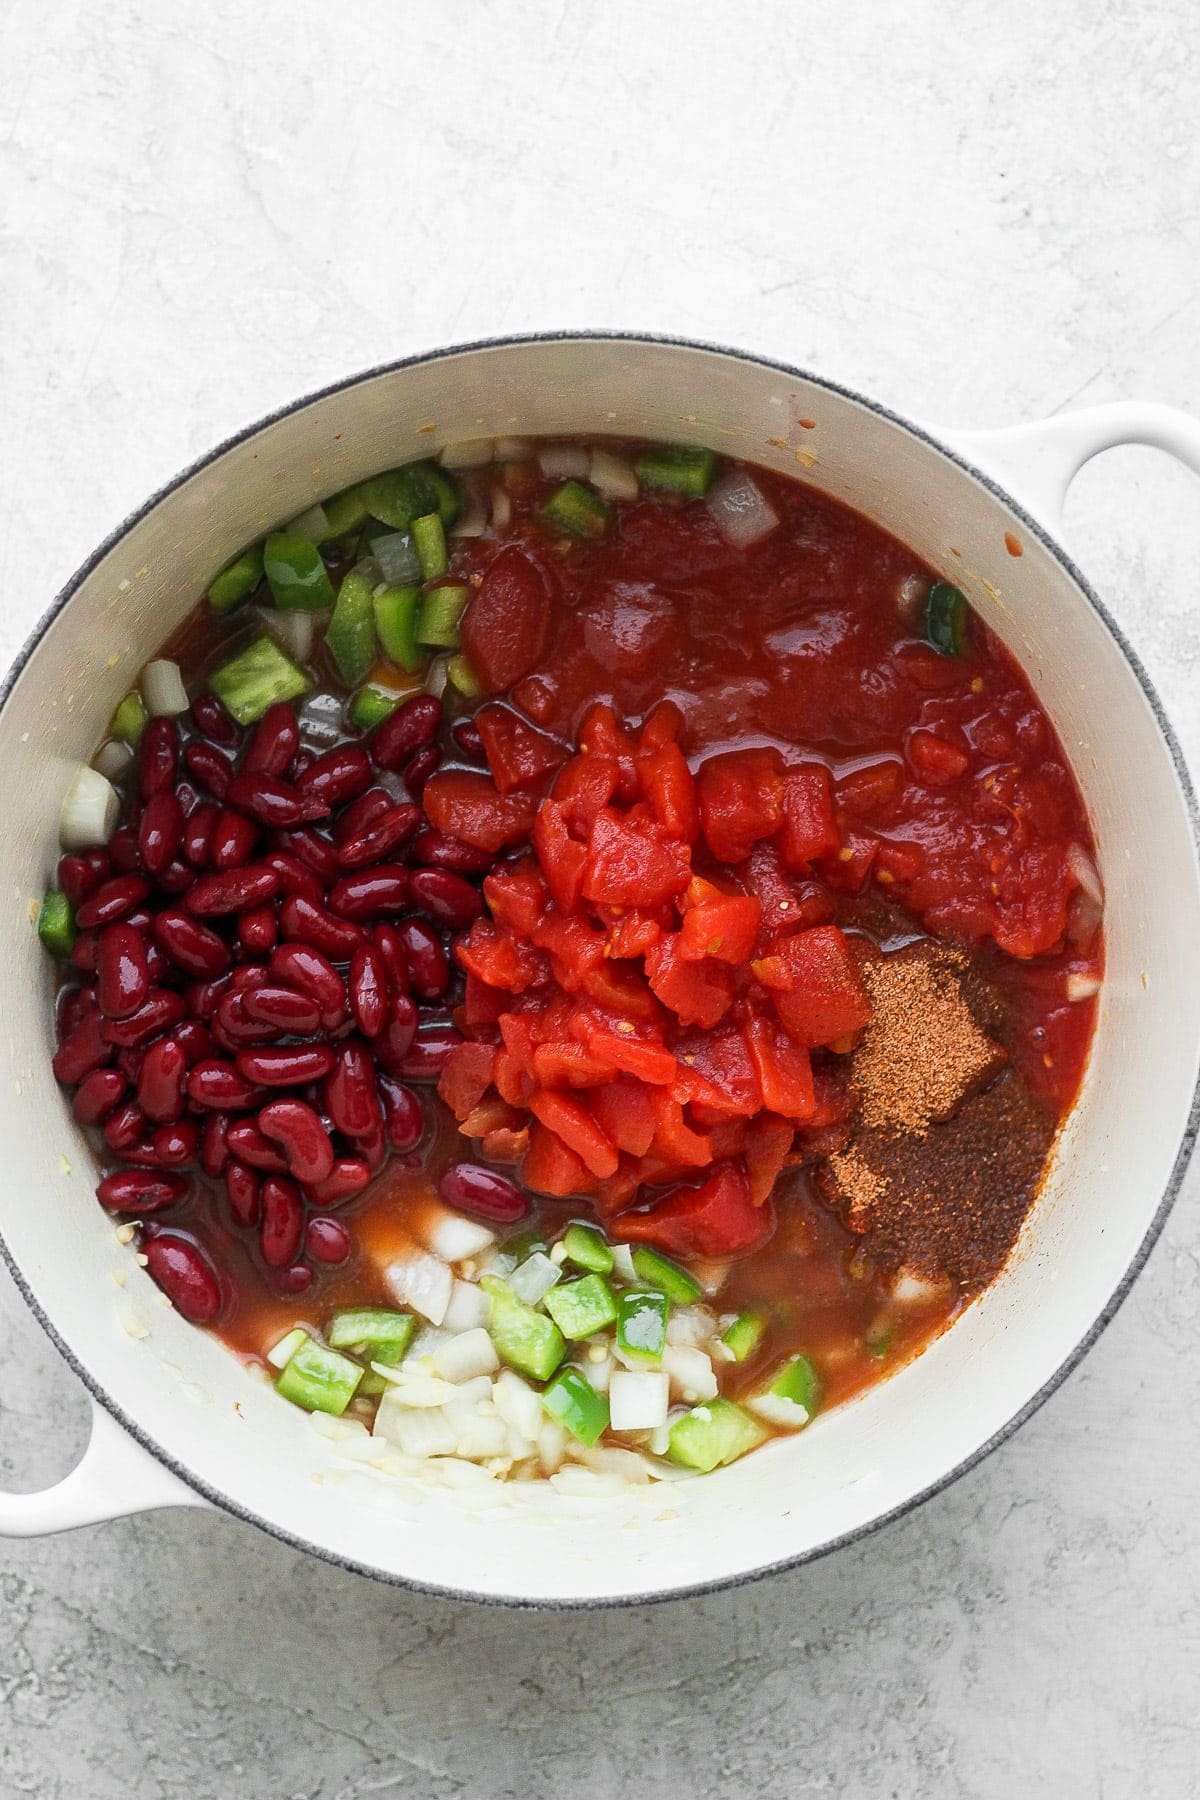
[76,875,151,930]
[138,789,184,876]
[143,1230,222,1321]
[403,743,441,799]
[332,788,392,847]
[136,1036,188,1122]
[213,988,279,1050]
[409,868,483,928]
[378,1075,424,1151]
[393,1024,464,1082]
[296,744,373,810]
[278,893,362,960]
[370,694,441,771]
[172,1019,216,1064]
[305,1216,351,1264]
[268,827,340,885]
[348,941,389,1037]
[258,1100,335,1185]
[304,1157,372,1207]
[153,908,231,978]
[273,1262,314,1297]
[100,988,187,1048]
[259,1175,305,1267]
[143,1120,200,1168]
[96,922,150,1020]
[335,804,421,871]
[186,1059,266,1110]
[71,1067,128,1126]
[182,740,233,800]
[372,994,420,1074]
[209,807,259,870]
[243,984,322,1035]
[224,1160,261,1229]
[58,849,110,907]
[52,1011,112,1085]
[237,904,278,955]
[190,692,241,747]
[107,827,141,874]
[411,827,494,875]
[450,718,485,761]
[185,866,280,916]
[395,919,449,999]
[327,866,411,922]
[438,1161,530,1224]
[235,1045,337,1087]
[139,718,179,799]
[200,1112,233,1179]
[267,944,346,1030]
[183,802,219,868]
[225,1121,289,1174]
[96,1168,187,1213]
[227,770,329,830]
[103,1101,146,1153]
[323,1040,382,1138]
[244,702,300,777]
[371,923,411,995]
[262,851,324,904]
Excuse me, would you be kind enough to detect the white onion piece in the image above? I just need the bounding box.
[537,444,590,479]
[537,1420,567,1472]
[375,1398,457,1458]
[266,1328,307,1370]
[572,1444,652,1483]
[286,502,330,542]
[609,1370,670,1431]
[1066,971,1103,1003]
[453,1412,510,1460]
[59,764,119,850]
[508,1252,562,1306]
[665,1306,717,1348]
[549,1467,628,1498]
[706,468,780,547]
[296,687,343,748]
[588,447,639,499]
[440,438,494,470]
[746,1392,810,1430]
[92,739,133,782]
[371,531,421,585]
[1067,843,1104,908]
[426,1212,496,1263]
[140,659,189,718]
[442,1277,490,1334]
[662,1345,718,1403]
[491,484,513,531]
[432,1328,499,1384]
[424,656,451,701]
[891,1270,949,1306]
[493,1370,543,1442]
[449,482,488,539]
[385,1253,453,1324]
[259,606,314,664]
[494,436,533,461]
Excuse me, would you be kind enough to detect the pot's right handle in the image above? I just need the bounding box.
[938,401,1200,528]
[0,1400,208,1536]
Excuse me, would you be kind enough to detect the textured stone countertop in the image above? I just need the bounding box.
[2,3,1199,1795]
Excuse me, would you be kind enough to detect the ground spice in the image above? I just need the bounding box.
[853,944,1005,1134]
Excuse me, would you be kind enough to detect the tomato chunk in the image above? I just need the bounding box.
[460,545,552,693]
[588,1077,658,1158]
[615,1160,772,1258]
[777,764,839,870]
[644,933,734,1028]
[422,770,537,853]
[533,801,588,914]
[521,1120,593,1197]
[528,1090,619,1179]
[437,1041,497,1121]
[476,705,568,794]
[639,742,699,843]
[582,807,692,908]
[678,878,761,963]
[743,1113,795,1206]
[697,747,786,864]
[742,1013,816,1120]
[753,924,872,1047]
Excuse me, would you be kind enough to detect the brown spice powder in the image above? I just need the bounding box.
[853,945,1005,1135]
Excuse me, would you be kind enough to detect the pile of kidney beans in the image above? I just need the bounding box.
[51,690,494,1324]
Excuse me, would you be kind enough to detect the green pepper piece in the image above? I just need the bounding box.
[37,891,77,959]
[320,486,369,542]
[482,1275,565,1382]
[766,1353,821,1416]
[263,531,336,612]
[275,1339,363,1416]
[416,584,470,648]
[720,1310,767,1364]
[109,689,149,749]
[634,444,717,498]
[540,480,610,539]
[561,1222,615,1275]
[926,581,969,656]
[543,1273,619,1341]
[348,685,402,731]
[207,544,264,614]
[208,634,312,726]
[668,1398,767,1471]
[326,1308,415,1355]
[373,585,424,673]
[360,460,462,531]
[541,1367,610,1447]
[411,511,449,581]
[616,1289,668,1365]
[446,654,482,698]
[631,1244,702,1305]
[326,571,378,687]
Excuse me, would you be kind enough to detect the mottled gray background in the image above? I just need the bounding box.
[2,3,1199,1795]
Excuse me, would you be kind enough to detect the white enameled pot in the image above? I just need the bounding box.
[1,335,1198,1607]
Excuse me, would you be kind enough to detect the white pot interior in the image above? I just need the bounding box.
[2,338,1197,1603]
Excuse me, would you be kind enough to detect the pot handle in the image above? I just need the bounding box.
[0,1399,208,1536]
[939,401,1200,527]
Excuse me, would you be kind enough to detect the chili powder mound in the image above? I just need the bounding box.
[853,944,1005,1134]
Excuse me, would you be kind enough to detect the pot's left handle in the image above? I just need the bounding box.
[0,1400,209,1536]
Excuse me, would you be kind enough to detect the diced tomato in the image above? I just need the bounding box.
[531,1041,616,1088]
[456,921,546,993]
[835,757,903,816]
[521,1120,593,1197]
[575,1020,677,1085]
[552,755,621,834]
[672,1022,762,1116]
[908,728,970,786]
[476,705,568,794]
[492,1049,534,1109]
[528,1090,619,1179]
[533,800,587,913]
[578,957,660,1020]
[644,933,734,1029]
[480,1125,530,1163]
[742,1013,816,1120]
[594,1160,642,1217]
[498,1013,539,1076]
[639,743,699,843]
[422,770,538,854]
[637,698,685,752]
[873,836,926,884]
[462,972,507,1031]
[483,861,549,936]
[744,1113,794,1206]
[819,831,877,894]
[678,880,761,963]
[696,747,786,864]
[605,910,664,959]
[648,1089,712,1170]
[583,806,692,908]
[588,1077,658,1158]
[753,924,872,1047]
[532,913,608,988]
[614,1160,772,1258]
[459,1095,526,1139]
[460,544,553,693]
[436,1041,497,1120]
[577,703,639,800]
[777,764,839,870]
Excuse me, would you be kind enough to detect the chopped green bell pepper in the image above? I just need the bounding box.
[416,584,470,648]
[373,585,424,672]
[411,511,448,581]
[37,891,76,959]
[631,1245,702,1305]
[207,544,264,614]
[275,1338,363,1416]
[616,1289,668,1365]
[482,1275,565,1382]
[263,531,336,612]
[544,1273,618,1340]
[541,1367,610,1446]
[668,1398,767,1471]
[348,685,402,731]
[561,1222,615,1275]
[540,479,610,539]
[720,1310,767,1364]
[208,633,312,726]
[109,689,148,749]
[326,570,377,687]
[634,444,717,497]
[926,581,969,656]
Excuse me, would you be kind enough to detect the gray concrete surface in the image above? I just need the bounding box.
[2,2,1199,1794]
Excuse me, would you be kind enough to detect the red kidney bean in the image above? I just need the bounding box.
[297,743,373,810]
[153,908,231,979]
[224,1160,261,1229]
[238,904,278,955]
[451,718,486,761]
[138,789,184,876]
[306,1216,351,1264]
[332,787,393,847]
[107,827,142,875]
[183,740,233,799]
[227,769,329,830]
[304,1156,372,1207]
[157,860,196,895]
[327,865,410,921]
[274,1262,314,1296]
[191,691,241,748]
[137,1036,188,1122]
[97,1168,188,1214]
[104,1101,147,1153]
[335,803,422,871]
[101,989,187,1048]
[143,943,173,986]
[373,994,419,1073]
[396,919,449,999]
[76,875,151,930]
[289,748,316,781]
[278,893,362,959]
[186,865,280,916]
[378,1075,424,1151]
[52,1010,112,1084]
[268,943,346,1029]
[185,976,231,1020]
[200,1111,232,1178]
[58,853,105,907]
[241,983,321,1035]
[438,1161,530,1224]
[139,717,179,799]
[236,1045,337,1086]
[213,988,279,1050]
[262,851,323,904]
[116,1046,147,1084]
[372,923,411,996]
[411,827,495,874]
[96,922,150,1020]
[396,1024,464,1082]
[70,931,100,974]
[353,1117,387,1173]
[370,694,441,771]
[245,702,300,776]
[183,802,219,868]
[229,964,270,993]
[409,868,483,928]
[71,1067,128,1126]
[268,827,340,885]
[348,941,389,1037]
[259,1173,305,1266]
[210,807,260,870]
[186,1059,266,1110]
[173,1019,216,1064]
[403,743,441,799]
[143,1230,221,1322]
[148,1120,199,1167]
[258,1099,335,1185]
[323,1040,381,1138]
[225,1120,290,1174]
[57,984,95,1041]
[125,908,155,934]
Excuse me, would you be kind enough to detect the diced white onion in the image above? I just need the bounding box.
[537,1420,567,1472]
[1067,842,1104,908]
[92,739,133,783]
[611,1244,637,1284]
[453,1412,510,1460]
[371,531,422,585]
[706,468,780,548]
[296,687,343,748]
[449,481,488,538]
[426,1212,496,1263]
[1066,971,1102,1003]
[440,438,494,470]
[266,1328,307,1370]
[537,443,590,479]
[666,1306,717,1348]
[379,1369,461,1407]
[424,655,451,700]
[442,1277,490,1333]
[609,1369,670,1431]
[140,659,189,718]
[648,1408,687,1458]
[286,502,330,542]
[432,1327,499,1384]
[491,484,513,531]
[493,1369,543,1442]
[588,447,640,499]
[662,1345,718,1403]
[310,1412,370,1443]
[59,764,119,850]
[746,1392,810,1430]
[374,1396,458,1458]
[385,1252,453,1324]
[259,605,314,663]
[507,1252,562,1306]
[585,1351,615,1394]
[549,1467,628,1498]
[494,436,533,461]
[891,1270,948,1306]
